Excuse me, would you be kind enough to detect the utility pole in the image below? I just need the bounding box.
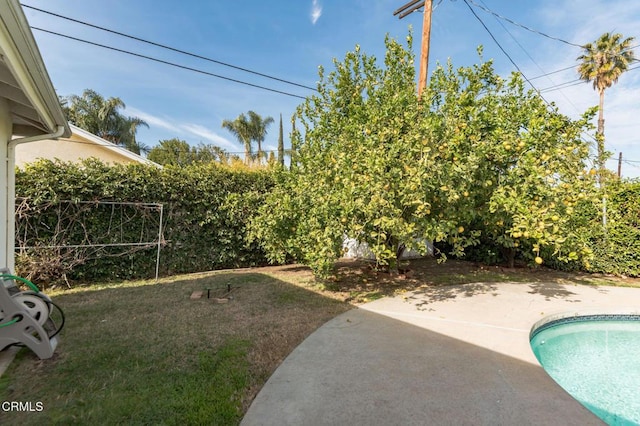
[618,152,622,178]
[394,0,433,96]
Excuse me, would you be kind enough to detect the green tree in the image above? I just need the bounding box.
[252,34,454,276]
[196,143,229,164]
[222,114,253,164]
[65,89,149,154]
[148,138,228,166]
[577,32,635,173]
[248,111,274,164]
[251,33,597,277]
[119,116,151,155]
[277,113,285,166]
[428,55,597,267]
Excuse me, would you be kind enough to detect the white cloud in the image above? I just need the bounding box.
[531,0,640,177]
[125,107,181,133]
[125,107,238,151]
[311,0,322,25]
[181,123,237,150]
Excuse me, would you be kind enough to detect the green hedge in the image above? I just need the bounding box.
[542,179,640,277]
[435,179,640,277]
[586,180,640,277]
[15,159,274,283]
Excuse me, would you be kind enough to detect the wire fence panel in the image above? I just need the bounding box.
[14,198,164,285]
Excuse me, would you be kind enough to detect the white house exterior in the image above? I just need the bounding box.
[15,123,159,167]
[0,1,70,271]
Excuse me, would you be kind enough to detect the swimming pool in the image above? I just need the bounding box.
[530,313,640,425]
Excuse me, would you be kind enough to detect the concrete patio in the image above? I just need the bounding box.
[242,281,640,425]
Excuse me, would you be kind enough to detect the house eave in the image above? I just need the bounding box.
[0,0,69,139]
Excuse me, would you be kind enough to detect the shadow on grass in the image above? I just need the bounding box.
[0,272,350,426]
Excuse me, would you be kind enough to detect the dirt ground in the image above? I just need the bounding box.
[259,257,640,305]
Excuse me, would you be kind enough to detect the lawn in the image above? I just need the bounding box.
[0,258,637,425]
[0,269,350,425]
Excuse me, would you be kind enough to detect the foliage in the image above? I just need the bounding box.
[222,111,274,164]
[277,113,285,166]
[147,138,229,166]
[14,159,273,284]
[577,32,636,172]
[248,111,275,163]
[64,89,150,155]
[428,52,598,268]
[547,179,640,277]
[251,33,598,277]
[222,113,254,164]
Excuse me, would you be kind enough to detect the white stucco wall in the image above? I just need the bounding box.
[15,133,144,167]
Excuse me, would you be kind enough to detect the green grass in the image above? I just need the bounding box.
[0,271,350,425]
[1,259,637,425]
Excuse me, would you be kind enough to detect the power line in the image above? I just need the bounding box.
[31,27,308,100]
[529,65,576,81]
[539,79,582,93]
[461,0,545,102]
[539,64,640,93]
[465,0,583,48]
[528,45,640,81]
[478,0,582,114]
[22,3,317,92]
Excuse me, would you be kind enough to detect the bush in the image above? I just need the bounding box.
[15,159,274,285]
[587,180,640,276]
[544,179,640,277]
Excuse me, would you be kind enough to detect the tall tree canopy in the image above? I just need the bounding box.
[147,138,228,166]
[277,114,285,166]
[577,32,635,173]
[248,111,274,163]
[222,111,273,164]
[222,113,253,164]
[64,89,149,155]
[251,33,597,277]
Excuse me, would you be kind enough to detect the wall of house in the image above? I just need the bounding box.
[15,134,140,167]
[0,98,11,269]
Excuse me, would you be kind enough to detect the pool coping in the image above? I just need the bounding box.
[529,308,640,340]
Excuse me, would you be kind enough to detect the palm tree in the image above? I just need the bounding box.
[66,89,149,154]
[119,116,150,155]
[248,111,274,164]
[222,113,253,164]
[577,32,635,172]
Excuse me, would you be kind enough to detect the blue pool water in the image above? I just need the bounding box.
[530,315,640,425]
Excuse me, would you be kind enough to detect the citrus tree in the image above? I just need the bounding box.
[251,34,598,277]
[427,54,598,267]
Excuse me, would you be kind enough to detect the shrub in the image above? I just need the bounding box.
[15,159,274,285]
[544,179,640,277]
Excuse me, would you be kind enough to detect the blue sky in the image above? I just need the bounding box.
[22,0,640,178]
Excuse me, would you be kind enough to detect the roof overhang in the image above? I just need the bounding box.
[69,123,162,167]
[0,0,70,139]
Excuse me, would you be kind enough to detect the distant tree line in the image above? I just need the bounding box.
[61,89,290,167]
